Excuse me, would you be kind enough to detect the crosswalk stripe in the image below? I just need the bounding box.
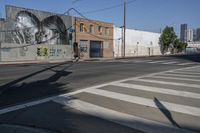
[177,62,197,66]
[167,71,200,75]
[183,67,200,71]
[148,60,169,63]
[53,98,197,133]
[152,75,200,82]
[133,60,153,63]
[84,88,200,117]
[157,73,200,78]
[161,61,179,64]
[112,82,200,99]
[133,78,200,88]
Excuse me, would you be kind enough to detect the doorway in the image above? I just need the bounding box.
[90,41,103,58]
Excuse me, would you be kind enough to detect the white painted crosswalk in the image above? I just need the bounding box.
[112,82,200,99]
[52,66,200,133]
[139,59,198,65]
[1,66,200,133]
[53,98,192,133]
[157,73,200,78]
[134,78,200,88]
[82,88,200,117]
[103,59,199,66]
[152,75,200,82]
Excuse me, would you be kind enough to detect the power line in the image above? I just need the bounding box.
[66,8,113,28]
[66,8,116,40]
[82,0,137,14]
[66,9,114,41]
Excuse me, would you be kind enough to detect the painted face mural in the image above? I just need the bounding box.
[12,11,68,45]
[14,11,40,44]
[40,16,68,45]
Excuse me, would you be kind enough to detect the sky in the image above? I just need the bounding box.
[0,0,200,36]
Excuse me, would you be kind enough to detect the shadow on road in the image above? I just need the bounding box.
[0,62,74,108]
[170,53,200,63]
[0,100,144,133]
[154,97,181,128]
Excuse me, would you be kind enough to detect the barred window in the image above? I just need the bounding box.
[80,23,84,32]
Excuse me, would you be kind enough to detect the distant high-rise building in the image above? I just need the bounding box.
[196,28,200,41]
[180,24,188,42]
[193,29,197,41]
[187,29,193,42]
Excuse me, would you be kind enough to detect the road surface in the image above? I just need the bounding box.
[0,54,200,133]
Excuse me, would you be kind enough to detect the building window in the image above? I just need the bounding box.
[80,23,84,32]
[105,27,109,35]
[98,26,102,33]
[89,25,94,33]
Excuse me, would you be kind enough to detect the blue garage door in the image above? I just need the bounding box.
[90,41,102,58]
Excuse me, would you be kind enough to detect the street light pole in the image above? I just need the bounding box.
[123,0,126,57]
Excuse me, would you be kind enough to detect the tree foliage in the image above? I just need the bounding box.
[159,26,187,54]
[159,26,177,53]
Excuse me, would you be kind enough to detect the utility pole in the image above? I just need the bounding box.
[75,17,77,43]
[123,0,126,57]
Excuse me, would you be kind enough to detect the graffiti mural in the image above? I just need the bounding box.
[11,11,68,45]
[37,46,48,56]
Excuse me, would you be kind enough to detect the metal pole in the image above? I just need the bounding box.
[0,41,1,61]
[121,27,124,57]
[124,0,126,57]
[75,17,77,43]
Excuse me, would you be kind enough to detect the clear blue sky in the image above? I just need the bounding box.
[0,0,200,36]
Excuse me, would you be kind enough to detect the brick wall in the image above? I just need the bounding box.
[74,17,113,59]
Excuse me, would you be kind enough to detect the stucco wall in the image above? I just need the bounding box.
[114,27,162,57]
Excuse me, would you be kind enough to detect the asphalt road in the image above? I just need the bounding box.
[0,54,200,133]
[0,54,200,108]
[0,55,200,107]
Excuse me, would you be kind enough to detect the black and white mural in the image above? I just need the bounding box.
[11,11,68,45]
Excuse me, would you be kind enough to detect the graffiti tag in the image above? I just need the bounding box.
[49,48,62,56]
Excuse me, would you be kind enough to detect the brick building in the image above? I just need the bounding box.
[74,17,113,59]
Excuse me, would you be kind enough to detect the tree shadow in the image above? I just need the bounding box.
[154,97,181,128]
[0,62,74,108]
[0,62,66,91]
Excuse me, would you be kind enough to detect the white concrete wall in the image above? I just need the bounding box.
[187,42,200,48]
[0,43,73,62]
[114,26,162,58]
[187,42,200,54]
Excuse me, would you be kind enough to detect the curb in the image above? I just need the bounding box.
[0,60,73,66]
[1,53,199,65]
